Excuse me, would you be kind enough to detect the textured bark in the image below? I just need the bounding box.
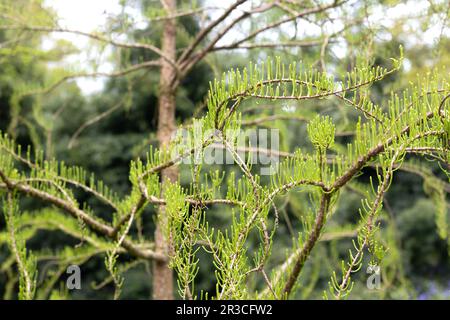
[282,193,331,298]
[153,0,177,300]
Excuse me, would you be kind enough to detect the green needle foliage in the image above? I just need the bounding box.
[1,48,449,300]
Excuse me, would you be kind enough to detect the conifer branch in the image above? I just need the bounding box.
[282,192,331,298]
[0,169,165,261]
[4,192,35,300]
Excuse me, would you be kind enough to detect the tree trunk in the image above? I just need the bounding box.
[153,0,177,300]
